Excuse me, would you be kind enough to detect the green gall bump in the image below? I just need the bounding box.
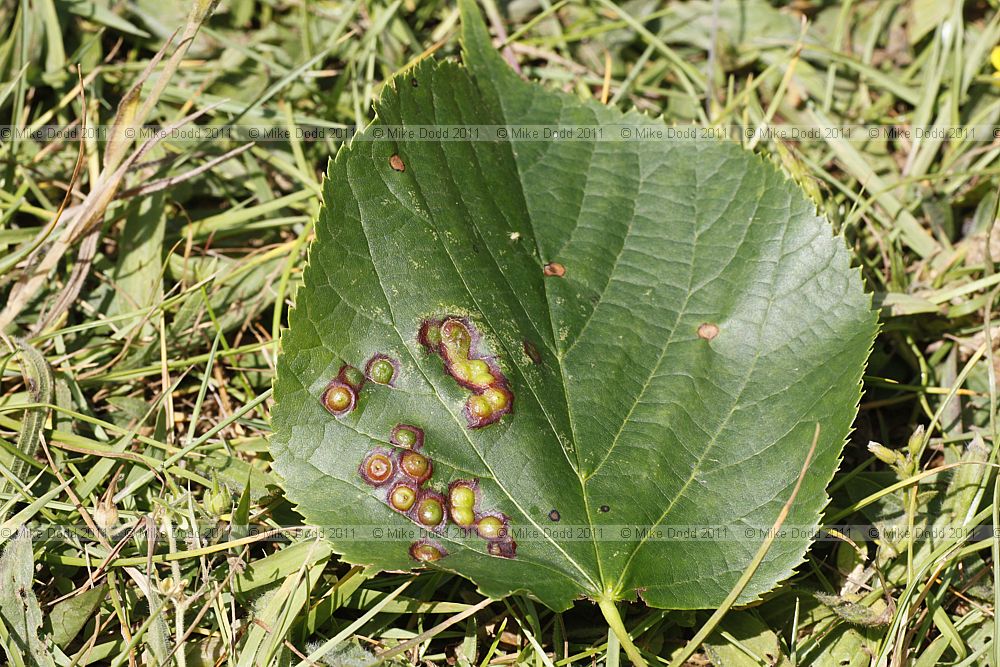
[441,319,471,357]
[416,496,444,526]
[366,355,398,385]
[396,429,417,448]
[450,506,475,527]
[450,485,476,509]
[370,359,394,383]
[420,320,442,349]
[422,315,514,428]
[410,540,446,562]
[401,451,431,482]
[321,381,356,416]
[467,359,494,386]
[468,395,493,420]
[477,515,504,540]
[451,361,472,383]
[483,387,510,411]
[389,484,417,512]
[340,365,365,390]
[392,425,420,449]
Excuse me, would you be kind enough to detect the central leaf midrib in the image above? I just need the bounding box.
[354,123,601,592]
[458,72,615,593]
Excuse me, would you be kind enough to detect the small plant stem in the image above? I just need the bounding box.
[597,597,647,667]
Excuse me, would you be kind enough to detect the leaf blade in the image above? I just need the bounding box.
[270,0,877,611]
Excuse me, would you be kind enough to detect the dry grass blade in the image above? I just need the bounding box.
[0,1,220,333]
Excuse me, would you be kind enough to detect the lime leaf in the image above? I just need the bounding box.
[269,0,877,610]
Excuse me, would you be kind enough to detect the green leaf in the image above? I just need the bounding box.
[0,529,55,666]
[58,0,151,38]
[269,0,877,611]
[704,612,788,666]
[46,584,108,649]
[108,194,166,335]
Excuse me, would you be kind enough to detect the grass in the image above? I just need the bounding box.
[1,0,1000,664]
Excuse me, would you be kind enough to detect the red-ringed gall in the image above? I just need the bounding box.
[417,315,514,429]
[389,483,417,512]
[390,424,423,449]
[415,493,445,527]
[359,450,394,485]
[400,451,432,483]
[440,318,472,359]
[477,514,506,540]
[321,380,356,417]
[482,386,511,411]
[449,484,476,509]
[366,354,398,385]
[450,506,475,527]
[410,539,446,562]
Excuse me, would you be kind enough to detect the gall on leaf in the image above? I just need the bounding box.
[390,424,423,449]
[366,354,399,385]
[359,449,394,486]
[320,380,356,417]
[419,316,514,428]
[270,0,877,617]
[399,450,432,483]
[410,539,446,562]
[389,483,417,512]
[413,490,446,529]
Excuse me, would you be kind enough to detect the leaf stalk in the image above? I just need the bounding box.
[597,597,648,667]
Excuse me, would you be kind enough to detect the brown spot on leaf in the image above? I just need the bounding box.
[697,323,719,340]
[599,505,610,513]
[389,154,405,172]
[486,538,517,559]
[543,262,565,277]
[548,509,560,522]
[523,340,542,364]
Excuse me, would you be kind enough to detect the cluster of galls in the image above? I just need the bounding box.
[359,424,517,563]
[321,354,400,417]
[419,317,513,428]
[446,479,516,559]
